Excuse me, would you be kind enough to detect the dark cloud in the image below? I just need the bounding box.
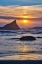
[0,16,42,21]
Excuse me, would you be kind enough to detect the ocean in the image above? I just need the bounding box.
[0,30,42,60]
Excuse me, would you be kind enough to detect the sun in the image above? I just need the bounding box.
[23,20,28,23]
[24,20,27,23]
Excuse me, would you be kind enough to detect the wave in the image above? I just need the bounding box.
[0,50,42,57]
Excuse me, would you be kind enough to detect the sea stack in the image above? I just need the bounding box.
[0,20,20,30]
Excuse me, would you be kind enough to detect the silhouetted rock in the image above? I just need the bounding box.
[0,20,20,30]
[31,27,42,30]
[36,37,42,38]
[20,36,36,41]
[0,27,3,30]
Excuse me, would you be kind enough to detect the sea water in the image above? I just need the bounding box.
[0,30,42,60]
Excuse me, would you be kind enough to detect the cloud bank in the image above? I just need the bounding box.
[0,5,42,27]
[0,5,42,19]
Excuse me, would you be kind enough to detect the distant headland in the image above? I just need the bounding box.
[0,20,20,30]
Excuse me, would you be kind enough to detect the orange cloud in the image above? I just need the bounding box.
[0,5,42,27]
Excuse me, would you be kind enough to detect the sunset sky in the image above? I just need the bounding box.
[0,0,42,28]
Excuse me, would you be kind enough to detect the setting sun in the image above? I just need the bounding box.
[24,20,27,23]
[23,20,28,23]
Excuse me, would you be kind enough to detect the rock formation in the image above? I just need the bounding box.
[0,20,20,30]
[20,36,36,41]
[31,27,42,30]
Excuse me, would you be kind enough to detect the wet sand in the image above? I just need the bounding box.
[0,60,42,64]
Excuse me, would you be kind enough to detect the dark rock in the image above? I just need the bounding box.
[0,27,3,30]
[20,36,36,41]
[0,20,20,30]
[36,37,42,38]
[31,27,42,30]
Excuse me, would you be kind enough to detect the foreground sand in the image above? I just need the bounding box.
[0,60,42,64]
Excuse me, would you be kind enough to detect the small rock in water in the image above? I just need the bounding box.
[20,36,36,41]
[36,37,42,38]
